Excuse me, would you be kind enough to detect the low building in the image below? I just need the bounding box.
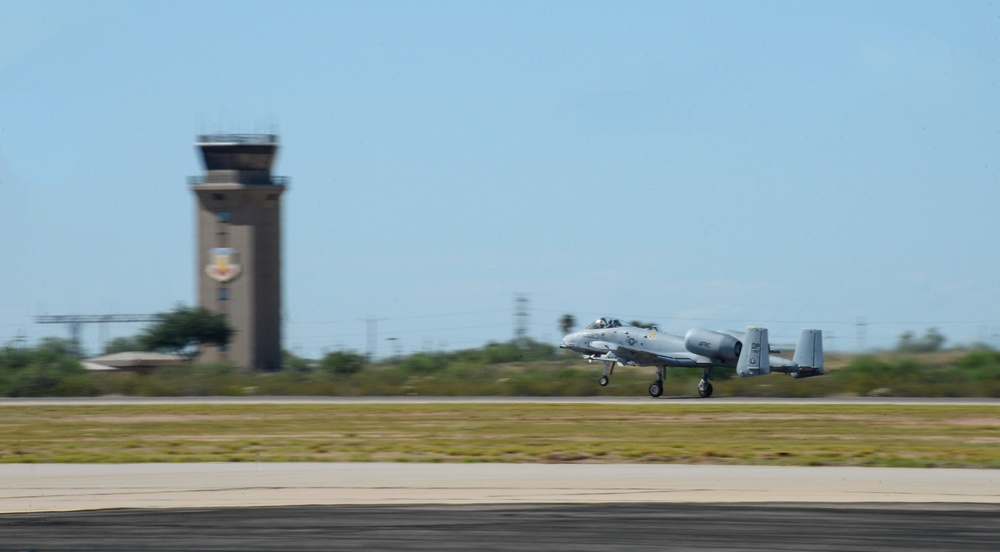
[83,352,186,375]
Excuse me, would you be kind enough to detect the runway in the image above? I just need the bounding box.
[3,503,998,551]
[2,463,998,550]
[2,399,997,550]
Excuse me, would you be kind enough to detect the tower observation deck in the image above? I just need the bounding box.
[189,134,288,370]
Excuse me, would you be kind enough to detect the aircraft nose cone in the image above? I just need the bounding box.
[562,333,586,351]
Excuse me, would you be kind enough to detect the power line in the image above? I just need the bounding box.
[293,309,509,326]
[35,314,163,356]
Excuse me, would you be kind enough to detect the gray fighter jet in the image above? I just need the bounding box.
[561,317,824,398]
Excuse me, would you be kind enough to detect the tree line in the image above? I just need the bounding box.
[2,306,996,397]
[2,337,999,398]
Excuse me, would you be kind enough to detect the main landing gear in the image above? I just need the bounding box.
[607,364,716,399]
[698,367,715,398]
[647,366,715,399]
[648,366,667,398]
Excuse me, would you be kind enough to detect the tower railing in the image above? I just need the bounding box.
[187,176,290,186]
[196,134,279,145]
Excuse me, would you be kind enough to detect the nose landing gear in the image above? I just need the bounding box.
[598,361,614,386]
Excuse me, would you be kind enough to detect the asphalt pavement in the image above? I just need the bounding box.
[3,503,998,551]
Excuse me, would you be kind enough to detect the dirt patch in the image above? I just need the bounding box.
[67,414,295,423]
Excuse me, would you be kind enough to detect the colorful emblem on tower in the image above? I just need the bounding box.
[206,247,241,282]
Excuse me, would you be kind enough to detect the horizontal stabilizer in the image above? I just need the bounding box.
[736,327,770,377]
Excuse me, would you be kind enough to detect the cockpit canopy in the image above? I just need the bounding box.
[585,317,624,330]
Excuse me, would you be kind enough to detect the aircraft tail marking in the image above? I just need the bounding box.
[736,327,770,377]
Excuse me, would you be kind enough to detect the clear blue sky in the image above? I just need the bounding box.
[2,0,998,358]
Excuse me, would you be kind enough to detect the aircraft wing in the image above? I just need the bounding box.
[651,352,714,367]
[613,345,713,367]
[654,352,798,369]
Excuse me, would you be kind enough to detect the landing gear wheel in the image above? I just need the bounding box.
[698,380,713,398]
[599,375,609,387]
[648,380,663,398]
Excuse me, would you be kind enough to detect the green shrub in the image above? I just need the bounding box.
[320,351,366,375]
[399,353,448,374]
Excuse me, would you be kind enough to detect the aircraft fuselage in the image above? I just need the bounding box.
[561,317,824,398]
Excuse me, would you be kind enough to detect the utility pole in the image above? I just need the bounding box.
[12,330,27,350]
[365,316,379,361]
[386,337,401,359]
[514,294,529,347]
[855,316,868,353]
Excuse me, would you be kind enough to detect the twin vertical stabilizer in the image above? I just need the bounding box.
[736,328,824,378]
[736,327,770,377]
[791,329,824,378]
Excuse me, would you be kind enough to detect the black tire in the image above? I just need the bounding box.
[698,381,713,398]
[648,380,663,398]
[599,375,609,387]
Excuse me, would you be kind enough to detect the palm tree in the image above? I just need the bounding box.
[559,314,575,335]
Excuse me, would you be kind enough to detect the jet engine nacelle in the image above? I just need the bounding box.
[684,329,742,361]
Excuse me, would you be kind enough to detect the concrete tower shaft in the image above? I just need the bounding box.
[190,134,287,371]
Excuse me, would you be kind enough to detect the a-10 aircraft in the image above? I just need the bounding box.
[561,317,824,398]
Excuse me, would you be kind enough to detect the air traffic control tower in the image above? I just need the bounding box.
[189,134,288,370]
